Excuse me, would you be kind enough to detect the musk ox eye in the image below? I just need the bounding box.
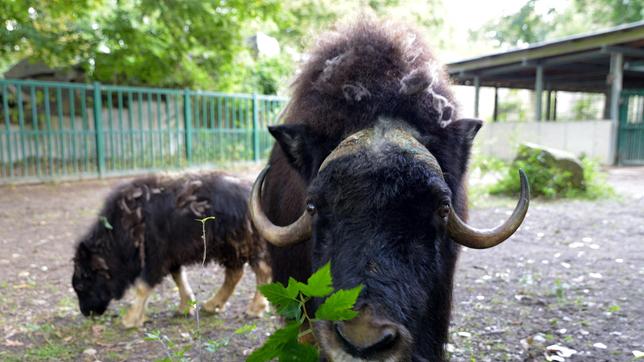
[306,202,317,214]
[438,203,450,219]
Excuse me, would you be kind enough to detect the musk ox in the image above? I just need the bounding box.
[249,19,529,361]
[72,172,271,328]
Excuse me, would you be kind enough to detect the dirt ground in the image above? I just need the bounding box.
[0,166,642,361]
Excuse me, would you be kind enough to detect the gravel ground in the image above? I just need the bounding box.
[0,166,642,361]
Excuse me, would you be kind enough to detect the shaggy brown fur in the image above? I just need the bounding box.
[261,18,481,360]
[72,171,271,328]
[264,18,468,284]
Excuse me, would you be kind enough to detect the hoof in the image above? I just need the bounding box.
[122,314,147,329]
[245,303,268,318]
[177,302,196,317]
[202,301,225,314]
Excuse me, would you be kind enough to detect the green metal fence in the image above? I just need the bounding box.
[618,90,644,165]
[0,79,287,182]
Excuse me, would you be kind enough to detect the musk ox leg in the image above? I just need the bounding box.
[122,279,152,329]
[171,268,196,316]
[246,260,271,317]
[203,266,243,314]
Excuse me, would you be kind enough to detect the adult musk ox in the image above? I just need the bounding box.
[249,19,529,361]
[72,172,271,328]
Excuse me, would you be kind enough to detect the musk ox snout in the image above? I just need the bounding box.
[318,305,412,360]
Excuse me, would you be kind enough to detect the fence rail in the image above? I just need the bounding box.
[0,79,287,183]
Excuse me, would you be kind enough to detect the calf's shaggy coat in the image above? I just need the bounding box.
[72,172,271,328]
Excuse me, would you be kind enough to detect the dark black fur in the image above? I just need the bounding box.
[72,172,267,317]
[261,18,482,361]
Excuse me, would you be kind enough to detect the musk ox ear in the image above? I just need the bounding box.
[268,124,324,179]
[91,255,111,279]
[91,255,109,271]
[450,118,483,145]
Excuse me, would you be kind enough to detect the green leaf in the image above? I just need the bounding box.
[315,285,363,321]
[246,322,300,362]
[259,282,298,308]
[235,324,256,335]
[296,262,334,297]
[278,340,319,361]
[99,216,113,230]
[280,301,302,321]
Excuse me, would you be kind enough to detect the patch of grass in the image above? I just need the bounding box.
[0,351,23,362]
[25,341,75,360]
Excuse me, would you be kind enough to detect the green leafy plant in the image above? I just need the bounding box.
[204,324,257,353]
[248,263,363,361]
[489,145,614,199]
[144,330,191,362]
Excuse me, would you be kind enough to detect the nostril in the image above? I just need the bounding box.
[334,322,399,357]
[378,326,397,346]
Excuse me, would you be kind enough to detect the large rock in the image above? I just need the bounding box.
[515,143,585,189]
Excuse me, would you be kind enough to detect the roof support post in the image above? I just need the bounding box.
[534,65,544,121]
[493,86,499,122]
[545,89,552,121]
[553,91,558,121]
[474,76,480,118]
[609,52,623,121]
[609,52,623,165]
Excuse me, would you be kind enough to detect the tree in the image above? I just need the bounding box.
[1,0,446,93]
[0,0,282,91]
[476,0,643,48]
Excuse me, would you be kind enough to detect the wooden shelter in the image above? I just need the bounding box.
[447,21,644,165]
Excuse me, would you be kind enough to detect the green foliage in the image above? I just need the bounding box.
[249,262,363,362]
[1,0,283,91]
[203,324,257,354]
[144,330,191,362]
[477,0,643,48]
[1,0,445,93]
[495,89,528,122]
[489,146,614,199]
[570,94,602,121]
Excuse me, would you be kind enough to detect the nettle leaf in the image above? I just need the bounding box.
[259,282,298,308]
[247,322,300,362]
[297,262,333,297]
[315,285,363,321]
[278,340,319,361]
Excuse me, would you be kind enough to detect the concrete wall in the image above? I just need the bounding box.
[474,120,615,164]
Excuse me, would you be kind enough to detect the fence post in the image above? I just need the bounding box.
[252,93,260,162]
[183,88,192,163]
[93,82,105,177]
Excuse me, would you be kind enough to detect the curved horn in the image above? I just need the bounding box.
[447,169,530,249]
[249,165,312,247]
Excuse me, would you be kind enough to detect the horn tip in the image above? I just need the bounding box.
[518,168,531,201]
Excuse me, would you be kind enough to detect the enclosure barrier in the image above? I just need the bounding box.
[618,90,644,165]
[0,79,287,183]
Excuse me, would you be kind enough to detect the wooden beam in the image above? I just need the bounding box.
[602,45,644,58]
[447,24,644,73]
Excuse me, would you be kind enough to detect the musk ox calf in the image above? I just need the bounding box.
[72,172,271,328]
